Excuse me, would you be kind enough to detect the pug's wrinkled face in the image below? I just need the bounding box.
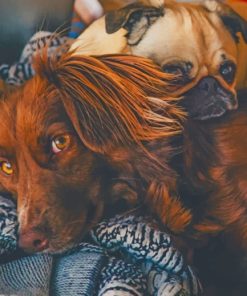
[128,3,238,120]
[105,0,247,120]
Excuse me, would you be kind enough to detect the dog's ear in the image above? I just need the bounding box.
[219,5,247,43]
[204,1,247,43]
[105,3,164,46]
[36,52,183,153]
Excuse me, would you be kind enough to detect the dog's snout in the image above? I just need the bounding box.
[198,77,218,93]
[182,75,238,120]
[18,229,49,253]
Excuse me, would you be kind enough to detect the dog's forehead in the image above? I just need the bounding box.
[0,80,67,144]
[131,4,237,65]
[0,93,18,146]
[18,80,65,123]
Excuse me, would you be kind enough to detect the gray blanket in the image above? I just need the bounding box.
[0,195,202,296]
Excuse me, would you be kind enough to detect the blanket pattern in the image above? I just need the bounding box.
[0,195,201,295]
[0,197,17,255]
[93,215,201,296]
[0,32,202,295]
[0,31,70,85]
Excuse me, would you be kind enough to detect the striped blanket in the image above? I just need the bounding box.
[0,196,202,296]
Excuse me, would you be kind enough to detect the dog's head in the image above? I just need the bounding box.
[0,53,183,253]
[105,0,247,120]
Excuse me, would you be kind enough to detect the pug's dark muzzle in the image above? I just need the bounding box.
[182,76,238,120]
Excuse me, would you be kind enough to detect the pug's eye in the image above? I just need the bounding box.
[162,65,184,76]
[220,61,236,84]
[51,135,71,154]
[0,160,14,176]
[162,62,193,83]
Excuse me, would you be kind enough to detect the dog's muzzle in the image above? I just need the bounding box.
[182,76,238,120]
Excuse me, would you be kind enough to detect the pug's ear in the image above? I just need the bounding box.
[220,6,247,43]
[105,3,164,46]
[204,1,247,43]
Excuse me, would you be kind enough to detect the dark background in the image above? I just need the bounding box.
[0,0,74,64]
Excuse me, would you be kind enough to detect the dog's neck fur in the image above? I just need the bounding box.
[173,90,247,245]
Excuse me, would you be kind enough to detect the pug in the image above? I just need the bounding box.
[71,0,247,120]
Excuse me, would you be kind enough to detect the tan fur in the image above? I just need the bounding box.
[71,0,246,91]
[71,17,128,55]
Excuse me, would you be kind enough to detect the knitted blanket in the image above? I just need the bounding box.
[0,196,201,296]
[0,31,70,86]
[0,32,202,295]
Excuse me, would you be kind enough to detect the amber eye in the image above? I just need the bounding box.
[51,135,71,154]
[0,161,14,175]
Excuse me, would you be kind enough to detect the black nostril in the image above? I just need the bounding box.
[33,239,42,248]
[32,237,49,251]
[19,230,49,253]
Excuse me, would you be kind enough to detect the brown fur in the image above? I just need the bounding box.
[178,89,247,239]
[0,52,190,253]
[176,89,247,293]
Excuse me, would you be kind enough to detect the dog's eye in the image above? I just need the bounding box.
[162,65,184,76]
[51,135,71,154]
[162,62,192,84]
[0,161,14,176]
[220,61,236,84]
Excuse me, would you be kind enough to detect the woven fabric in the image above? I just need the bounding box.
[0,194,202,296]
[0,196,17,255]
[98,257,147,296]
[0,253,53,296]
[92,215,201,296]
[51,244,106,296]
[0,31,70,85]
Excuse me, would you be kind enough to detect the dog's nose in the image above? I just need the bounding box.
[18,230,49,253]
[198,77,218,93]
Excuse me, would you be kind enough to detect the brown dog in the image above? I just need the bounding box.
[72,0,247,120]
[0,52,190,254]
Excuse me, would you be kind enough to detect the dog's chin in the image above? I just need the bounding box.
[191,102,229,121]
[41,235,87,255]
[182,75,238,121]
[44,203,105,254]
[183,92,238,121]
